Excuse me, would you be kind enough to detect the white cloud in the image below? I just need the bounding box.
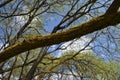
[57,36,92,57]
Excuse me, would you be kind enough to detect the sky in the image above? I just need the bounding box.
[0,1,120,80]
[0,0,119,61]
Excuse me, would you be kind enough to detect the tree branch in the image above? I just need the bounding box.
[0,0,13,8]
[0,12,120,63]
[105,0,120,14]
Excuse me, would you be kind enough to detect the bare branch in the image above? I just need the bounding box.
[0,0,13,8]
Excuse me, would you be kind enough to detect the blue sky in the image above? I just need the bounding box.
[0,0,119,61]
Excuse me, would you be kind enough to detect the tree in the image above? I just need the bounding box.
[0,0,120,80]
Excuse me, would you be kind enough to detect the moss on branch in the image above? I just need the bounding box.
[0,12,120,63]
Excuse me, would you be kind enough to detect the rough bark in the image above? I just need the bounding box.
[0,12,120,63]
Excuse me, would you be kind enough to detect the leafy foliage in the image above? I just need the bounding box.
[34,51,120,80]
[0,0,120,80]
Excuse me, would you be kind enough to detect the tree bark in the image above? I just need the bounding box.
[105,0,120,14]
[0,12,120,63]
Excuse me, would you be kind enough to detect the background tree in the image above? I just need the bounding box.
[0,0,120,80]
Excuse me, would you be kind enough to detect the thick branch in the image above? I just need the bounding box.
[105,0,120,14]
[0,12,120,63]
